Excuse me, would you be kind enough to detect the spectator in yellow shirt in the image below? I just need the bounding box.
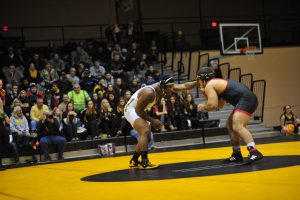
[30,97,48,131]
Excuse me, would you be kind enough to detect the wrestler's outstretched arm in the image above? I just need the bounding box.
[173,79,199,92]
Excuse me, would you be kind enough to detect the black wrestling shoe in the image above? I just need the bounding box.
[223,151,243,163]
[243,147,263,165]
[139,159,159,170]
[129,158,140,168]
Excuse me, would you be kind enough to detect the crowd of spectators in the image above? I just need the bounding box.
[0,30,209,163]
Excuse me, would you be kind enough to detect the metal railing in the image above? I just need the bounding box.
[229,68,241,82]
[241,73,254,90]
[252,80,266,121]
[218,63,230,79]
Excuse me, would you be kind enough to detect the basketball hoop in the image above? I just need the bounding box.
[240,46,256,60]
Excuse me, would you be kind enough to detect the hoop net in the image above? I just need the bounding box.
[240,46,256,60]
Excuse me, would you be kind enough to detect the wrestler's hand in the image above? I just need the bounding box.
[151,118,163,129]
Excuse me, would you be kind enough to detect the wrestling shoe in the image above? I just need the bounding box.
[223,151,243,163]
[129,158,140,168]
[243,147,263,165]
[139,159,159,170]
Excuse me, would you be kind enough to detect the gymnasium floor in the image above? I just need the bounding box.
[1,138,300,200]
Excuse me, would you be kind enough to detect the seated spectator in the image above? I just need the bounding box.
[62,103,78,141]
[184,93,199,129]
[49,53,65,73]
[104,84,115,97]
[40,62,59,88]
[44,89,58,109]
[53,107,63,128]
[145,65,160,82]
[6,84,19,106]
[38,110,66,161]
[127,42,142,63]
[153,97,170,132]
[36,81,47,94]
[111,43,122,59]
[90,59,106,80]
[81,100,99,139]
[10,106,38,162]
[104,71,114,86]
[4,46,23,67]
[167,95,186,130]
[62,101,80,125]
[123,90,132,103]
[58,94,69,113]
[2,64,23,87]
[107,92,117,111]
[76,62,86,79]
[99,98,116,137]
[10,106,30,139]
[92,93,101,111]
[144,73,156,85]
[25,62,41,84]
[57,72,73,94]
[109,53,127,80]
[27,83,44,107]
[80,68,96,95]
[280,105,300,135]
[11,98,22,112]
[93,79,106,100]
[0,108,19,164]
[68,84,91,113]
[128,78,140,94]
[0,79,6,107]
[10,97,30,121]
[113,78,126,98]
[67,67,80,85]
[19,78,30,91]
[29,53,43,71]
[30,97,49,132]
[51,83,62,105]
[115,97,126,136]
[71,46,92,67]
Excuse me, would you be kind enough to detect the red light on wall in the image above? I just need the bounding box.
[211,22,217,27]
[2,25,9,31]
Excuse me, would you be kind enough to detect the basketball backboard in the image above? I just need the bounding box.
[219,23,263,55]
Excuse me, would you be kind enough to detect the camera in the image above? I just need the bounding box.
[69,113,75,120]
[47,114,54,119]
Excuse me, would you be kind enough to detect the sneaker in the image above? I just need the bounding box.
[243,147,263,165]
[223,151,243,163]
[139,159,159,170]
[129,158,140,168]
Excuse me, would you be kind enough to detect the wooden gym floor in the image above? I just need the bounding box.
[1,138,300,200]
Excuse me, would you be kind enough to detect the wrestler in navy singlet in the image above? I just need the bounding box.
[218,79,258,115]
